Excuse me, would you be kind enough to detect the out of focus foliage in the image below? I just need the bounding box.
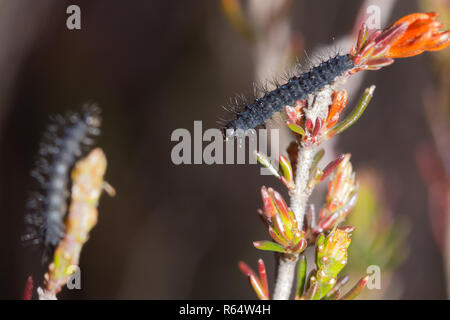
[345,169,409,298]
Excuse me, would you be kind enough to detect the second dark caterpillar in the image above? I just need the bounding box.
[24,104,101,257]
[223,54,354,136]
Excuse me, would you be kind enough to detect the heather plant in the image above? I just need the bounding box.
[237,12,450,300]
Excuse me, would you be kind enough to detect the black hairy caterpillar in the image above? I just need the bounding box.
[23,104,101,257]
[223,54,354,136]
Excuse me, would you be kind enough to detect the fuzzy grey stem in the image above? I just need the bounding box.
[272,87,331,300]
[273,257,298,300]
[290,147,316,226]
[290,87,332,225]
[272,146,316,300]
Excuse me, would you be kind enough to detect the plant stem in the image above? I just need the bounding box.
[273,146,316,300]
[290,147,316,226]
[273,86,331,300]
[273,256,298,300]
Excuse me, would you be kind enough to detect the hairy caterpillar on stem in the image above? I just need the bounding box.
[23,104,102,260]
[222,54,354,138]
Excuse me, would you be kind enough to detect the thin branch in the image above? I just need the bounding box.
[290,146,316,226]
[273,87,333,300]
[273,256,298,300]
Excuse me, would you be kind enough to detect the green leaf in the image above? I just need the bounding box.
[295,255,307,298]
[255,151,280,178]
[253,241,286,253]
[287,121,306,136]
[328,85,375,137]
[279,155,293,182]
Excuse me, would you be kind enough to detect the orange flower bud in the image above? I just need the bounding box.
[386,12,450,58]
[350,12,449,73]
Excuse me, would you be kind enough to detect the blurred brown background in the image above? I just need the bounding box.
[0,0,448,299]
